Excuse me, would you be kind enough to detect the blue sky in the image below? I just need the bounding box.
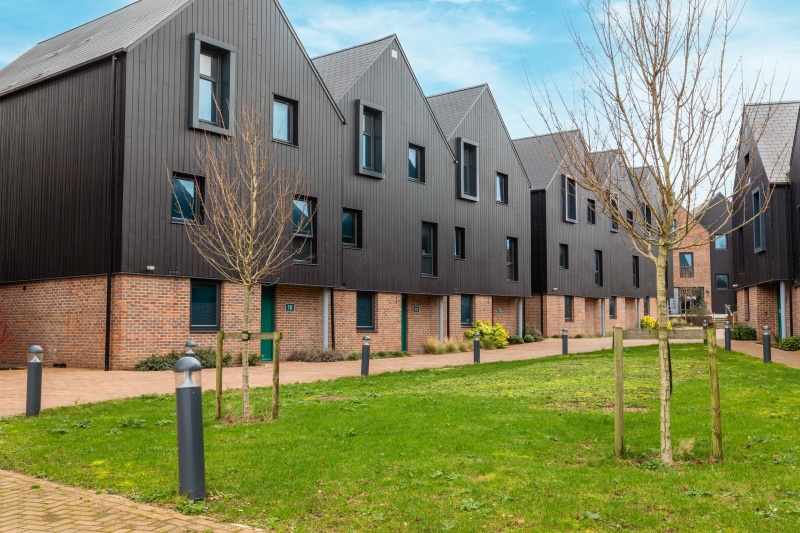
[1,0,799,138]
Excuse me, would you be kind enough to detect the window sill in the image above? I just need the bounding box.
[190,326,221,333]
[408,178,426,184]
[343,245,362,250]
[356,328,376,333]
[191,121,232,137]
[506,280,519,283]
[273,139,298,148]
[496,201,508,206]
[458,194,479,202]
[292,260,317,266]
[421,274,439,279]
[455,257,466,261]
[565,319,574,323]
[564,219,578,224]
[171,218,201,226]
[358,169,384,179]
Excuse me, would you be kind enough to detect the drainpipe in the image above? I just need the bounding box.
[438,296,444,340]
[779,281,787,340]
[540,293,545,333]
[104,55,119,372]
[330,289,336,350]
[517,297,523,336]
[601,299,606,336]
[322,288,329,350]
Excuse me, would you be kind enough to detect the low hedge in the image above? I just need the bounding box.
[135,348,262,371]
[780,336,800,351]
[731,325,757,341]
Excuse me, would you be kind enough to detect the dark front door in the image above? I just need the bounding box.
[261,285,276,361]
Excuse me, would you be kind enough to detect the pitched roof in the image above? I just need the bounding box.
[426,85,486,140]
[312,35,395,102]
[513,131,581,190]
[743,101,800,183]
[0,0,193,97]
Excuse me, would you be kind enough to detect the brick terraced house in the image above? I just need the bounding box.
[0,0,536,369]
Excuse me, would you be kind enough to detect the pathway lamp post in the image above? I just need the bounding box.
[26,345,43,417]
[174,341,205,501]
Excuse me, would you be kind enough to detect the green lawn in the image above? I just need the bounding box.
[1,345,800,531]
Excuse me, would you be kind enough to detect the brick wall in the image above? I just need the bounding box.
[672,208,713,312]
[333,290,403,354]
[736,283,790,335]
[407,294,440,353]
[0,277,107,368]
[491,296,519,337]
[274,285,326,355]
[525,294,644,337]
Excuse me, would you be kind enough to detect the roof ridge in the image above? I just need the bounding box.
[513,129,580,142]
[744,100,800,108]
[426,84,488,99]
[312,34,396,61]
[37,0,148,45]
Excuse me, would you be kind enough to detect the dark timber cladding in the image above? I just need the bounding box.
[0,59,122,282]
[427,85,532,296]
[119,0,345,287]
[731,102,799,289]
[698,194,735,314]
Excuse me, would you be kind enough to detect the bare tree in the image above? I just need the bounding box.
[171,100,310,422]
[528,0,778,464]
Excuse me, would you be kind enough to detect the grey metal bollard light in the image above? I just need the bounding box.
[174,344,206,501]
[724,321,731,352]
[473,332,480,364]
[562,328,568,355]
[703,320,708,345]
[361,336,370,377]
[763,326,772,364]
[26,345,43,417]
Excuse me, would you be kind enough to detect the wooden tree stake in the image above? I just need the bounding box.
[707,327,723,460]
[614,326,624,459]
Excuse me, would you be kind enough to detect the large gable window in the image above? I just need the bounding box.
[458,138,479,201]
[357,100,385,178]
[189,34,236,135]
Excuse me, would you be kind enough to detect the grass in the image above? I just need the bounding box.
[2,345,800,531]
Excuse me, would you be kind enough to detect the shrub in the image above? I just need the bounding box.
[780,336,800,351]
[135,349,232,371]
[523,334,536,343]
[480,337,497,350]
[640,316,673,331]
[731,324,757,341]
[464,321,509,349]
[286,349,346,362]
[508,335,524,345]
[524,325,544,342]
[247,352,262,366]
[345,351,410,360]
[424,336,471,354]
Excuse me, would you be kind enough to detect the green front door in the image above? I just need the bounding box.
[261,285,276,361]
[401,294,408,352]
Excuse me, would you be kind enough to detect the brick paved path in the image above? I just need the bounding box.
[1,331,796,419]
[0,470,259,532]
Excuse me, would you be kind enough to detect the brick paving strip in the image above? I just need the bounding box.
[0,331,797,532]
[0,469,260,533]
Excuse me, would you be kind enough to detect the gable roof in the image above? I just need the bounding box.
[426,85,486,140]
[742,101,800,183]
[0,0,193,97]
[513,131,581,190]
[312,35,395,102]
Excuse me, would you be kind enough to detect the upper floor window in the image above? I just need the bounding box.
[714,234,728,249]
[753,188,766,253]
[171,174,203,224]
[632,255,640,288]
[641,203,653,229]
[716,274,729,290]
[496,173,508,204]
[357,100,385,178]
[292,197,316,264]
[409,144,425,182]
[559,243,569,269]
[506,237,518,281]
[459,138,479,201]
[587,199,596,224]
[594,250,603,287]
[422,222,437,277]
[563,175,577,223]
[273,96,298,145]
[454,227,466,260]
[190,34,236,135]
[626,209,634,227]
[342,208,362,249]
[679,252,694,278]
[610,195,619,232]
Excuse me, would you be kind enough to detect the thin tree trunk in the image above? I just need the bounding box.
[241,283,252,421]
[656,242,673,465]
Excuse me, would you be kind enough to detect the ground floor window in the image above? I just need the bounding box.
[565,295,573,321]
[679,287,704,312]
[461,295,473,326]
[356,292,375,331]
[190,281,220,331]
[643,297,650,316]
[609,296,617,319]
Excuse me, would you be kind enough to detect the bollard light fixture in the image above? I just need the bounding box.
[26,345,44,417]
[174,354,205,501]
[174,355,202,389]
[28,345,43,363]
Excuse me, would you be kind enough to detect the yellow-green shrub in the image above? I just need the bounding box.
[464,321,509,349]
[640,315,672,331]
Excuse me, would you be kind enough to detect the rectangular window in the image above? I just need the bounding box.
[342,208,362,249]
[461,295,473,326]
[714,234,727,249]
[563,175,577,223]
[632,256,640,288]
[190,281,220,332]
[716,274,730,290]
[356,292,375,330]
[643,297,650,316]
[626,210,634,227]
[190,33,236,135]
[679,252,694,278]
[642,203,652,229]
[496,173,508,204]
[587,199,596,224]
[610,195,619,232]
[273,96,297,145]
[292,197,316,264]
[753,188,766,252]
[594,250,603,287]
[609,296,617,319]
[171,174,203,223]
[565,295,573,321]
[459,138,479,200]
[408,144,425,182]
[559,243,569,269]
[357,100,385,178]
[454,227,466,259]
[421,222,437,277]
[506,237,518,281]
